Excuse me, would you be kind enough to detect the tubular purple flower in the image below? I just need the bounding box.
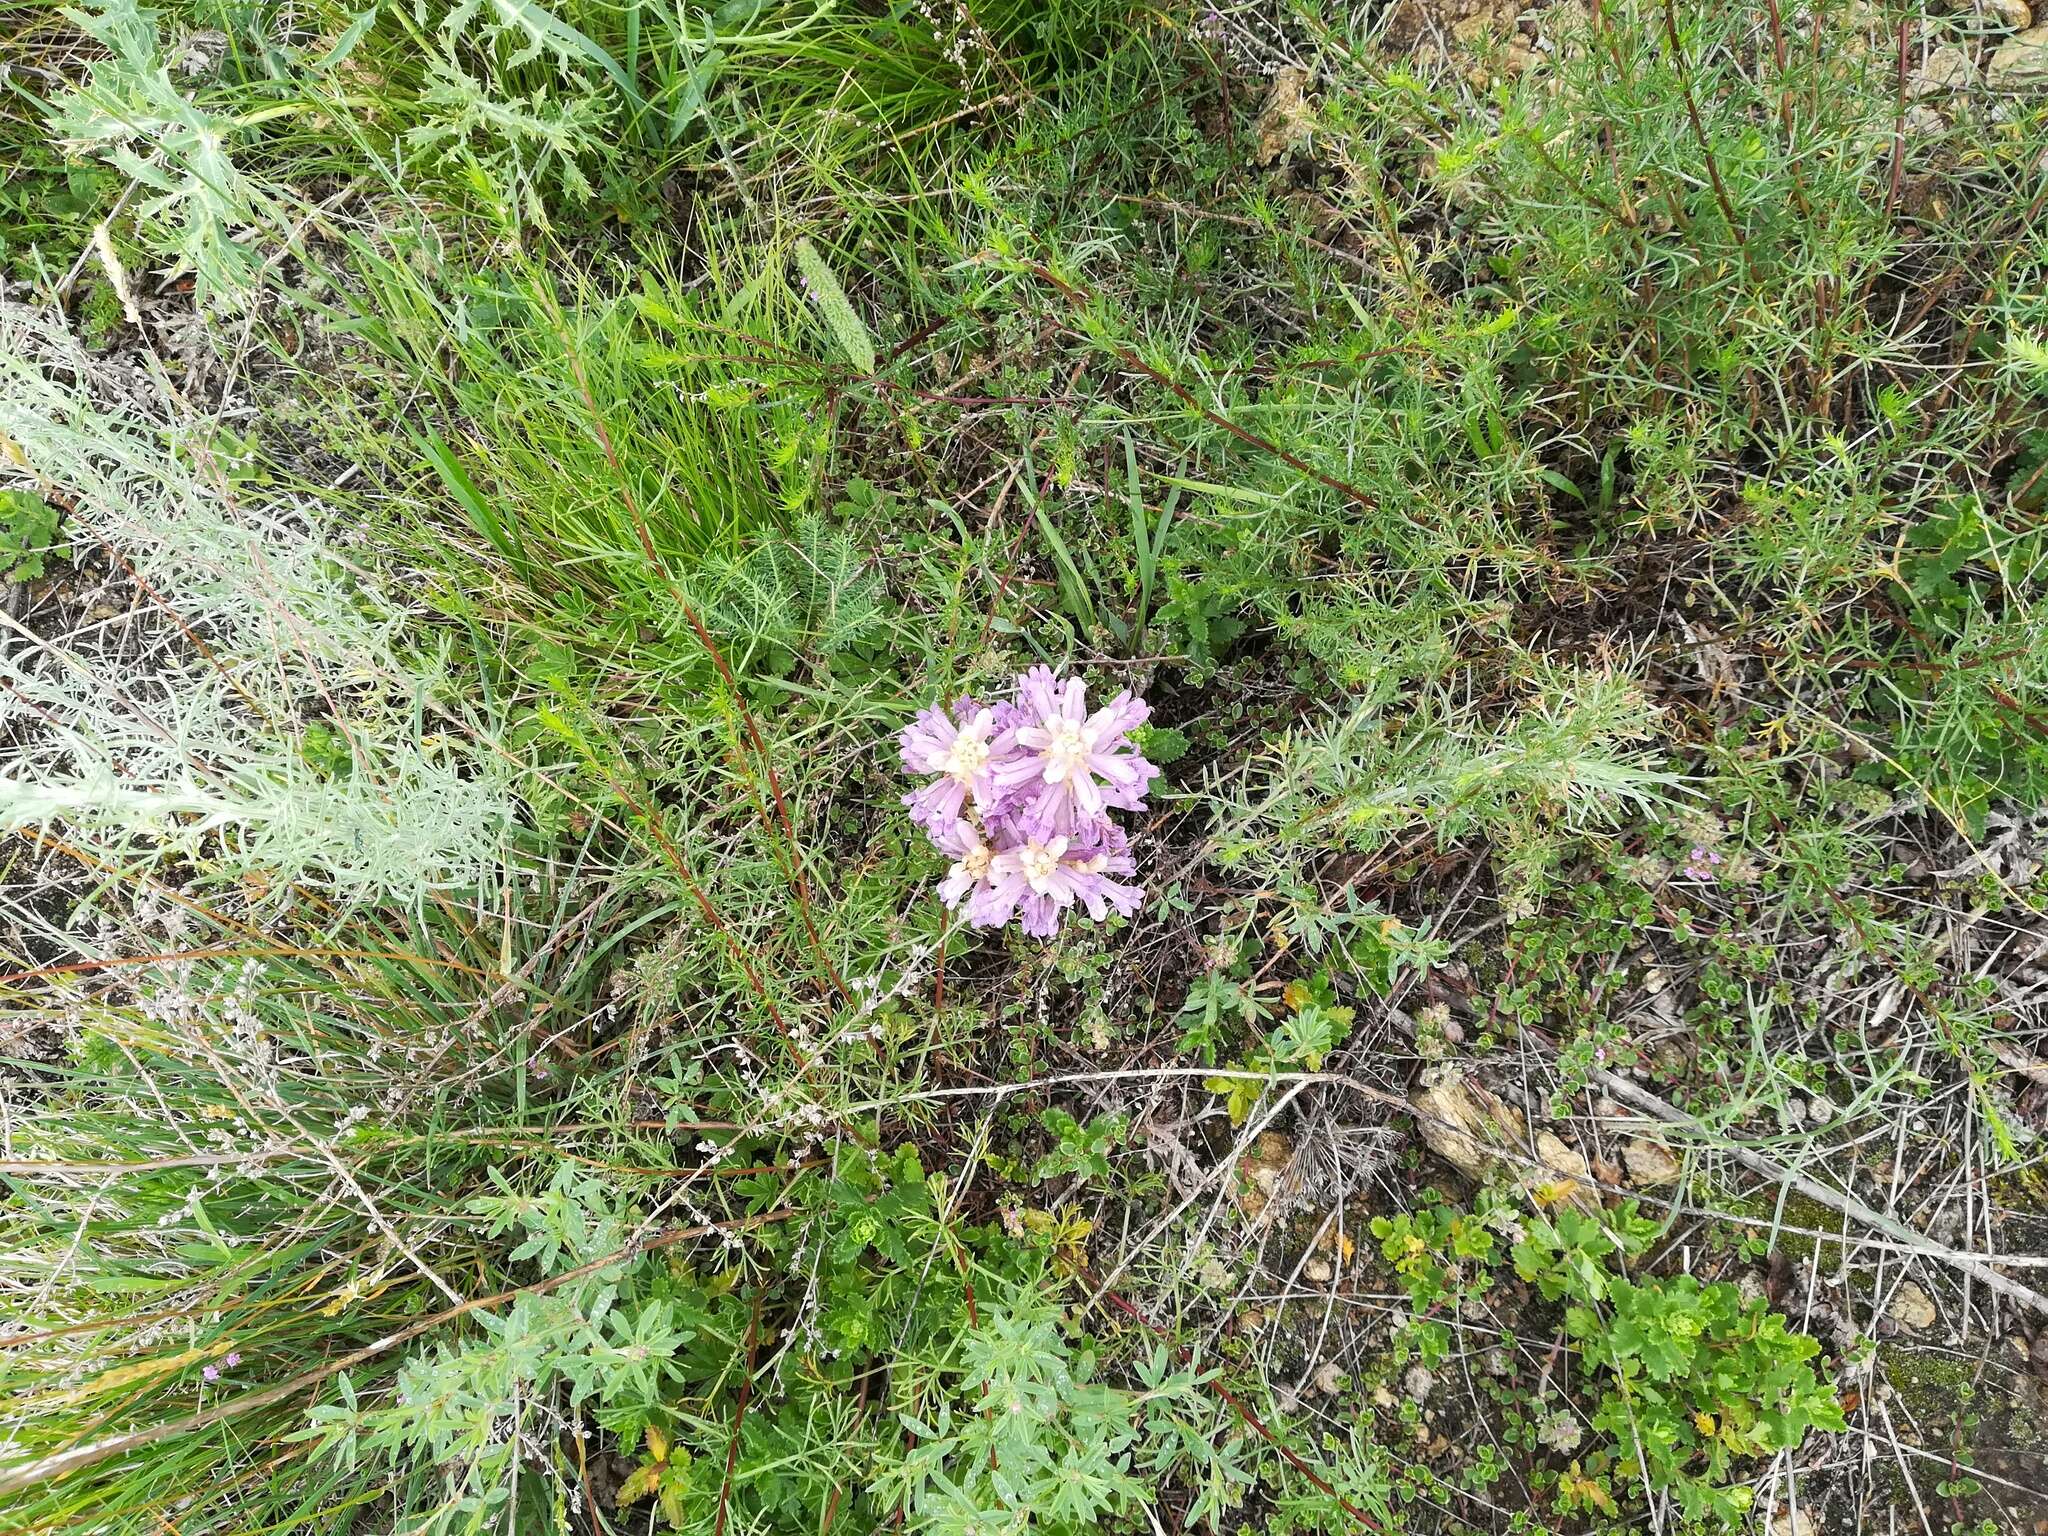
[903,669,1155,939]
[992,665,1160,837]
[899,697,1002,833]
[973,824,1144,938]
[932,817,997,910]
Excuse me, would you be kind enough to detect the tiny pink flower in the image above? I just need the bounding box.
[202,1364,219,1383]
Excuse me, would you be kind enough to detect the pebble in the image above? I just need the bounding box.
[1989,22,2048,83]
[1403,1364,1436,1404]
[1903,104,1948,138]
[1623,1136,1683,1187]
[1910,44,1975,96]
[1888,1281,1939,1332]
[1981,0,2032,31]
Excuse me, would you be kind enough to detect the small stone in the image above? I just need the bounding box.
[1304,1258,1334,1284]
[1313,1359,1345,1395]
[1483,1346,1513,1377]
[1233,1132,1295,1226]
[1770,1505,1820,1536]
[1623,1136,1684,1187]
[1889,1281,1939,1332]
[1989,22,2048,84]
[1806,1095,1834,1124]
[1911,44,1976,96]
[1903,104,1948,137]
[1372,1384,1399,1410]
[1403,1364,1436,1403]
[1981,0,2032,31]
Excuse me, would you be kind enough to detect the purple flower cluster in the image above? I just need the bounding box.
[900,666,1160,939]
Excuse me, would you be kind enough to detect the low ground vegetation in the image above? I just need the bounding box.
[2,0,2047,1532]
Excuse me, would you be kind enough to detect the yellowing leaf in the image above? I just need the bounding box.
[617,1463,663,1507]
[658,1477,689,1529]
[643,1424,669,1464]
[1557,1462,1618,1517]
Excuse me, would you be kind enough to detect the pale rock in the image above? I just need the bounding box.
[1980,0,2032,31]
[1770,1506,1820,1536]
[1403,1364,1436,1403]
[1532,1130,1594,1202]
[1623,1136,1684,1187]
[1411,1074,1527,1181]
[1911,44,1976,97]
[1304,1258,1334,1284]
[1409,1072,1597,1209]
[1313,1359,1345,1395]
[1233,1131,1296,1226]
[1988,23,2048,83]
[1451,11,1494,44]
[1888,1281,1938,1331]
[1903,103,1948,137]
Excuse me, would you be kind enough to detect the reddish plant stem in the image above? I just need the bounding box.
[1659,0,1755,280]
[1885,16,1909,216]
[1021,264,1382,517]
[713,1292,766,1536]
[583,754,816,1078]
[552,326,852,1008]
